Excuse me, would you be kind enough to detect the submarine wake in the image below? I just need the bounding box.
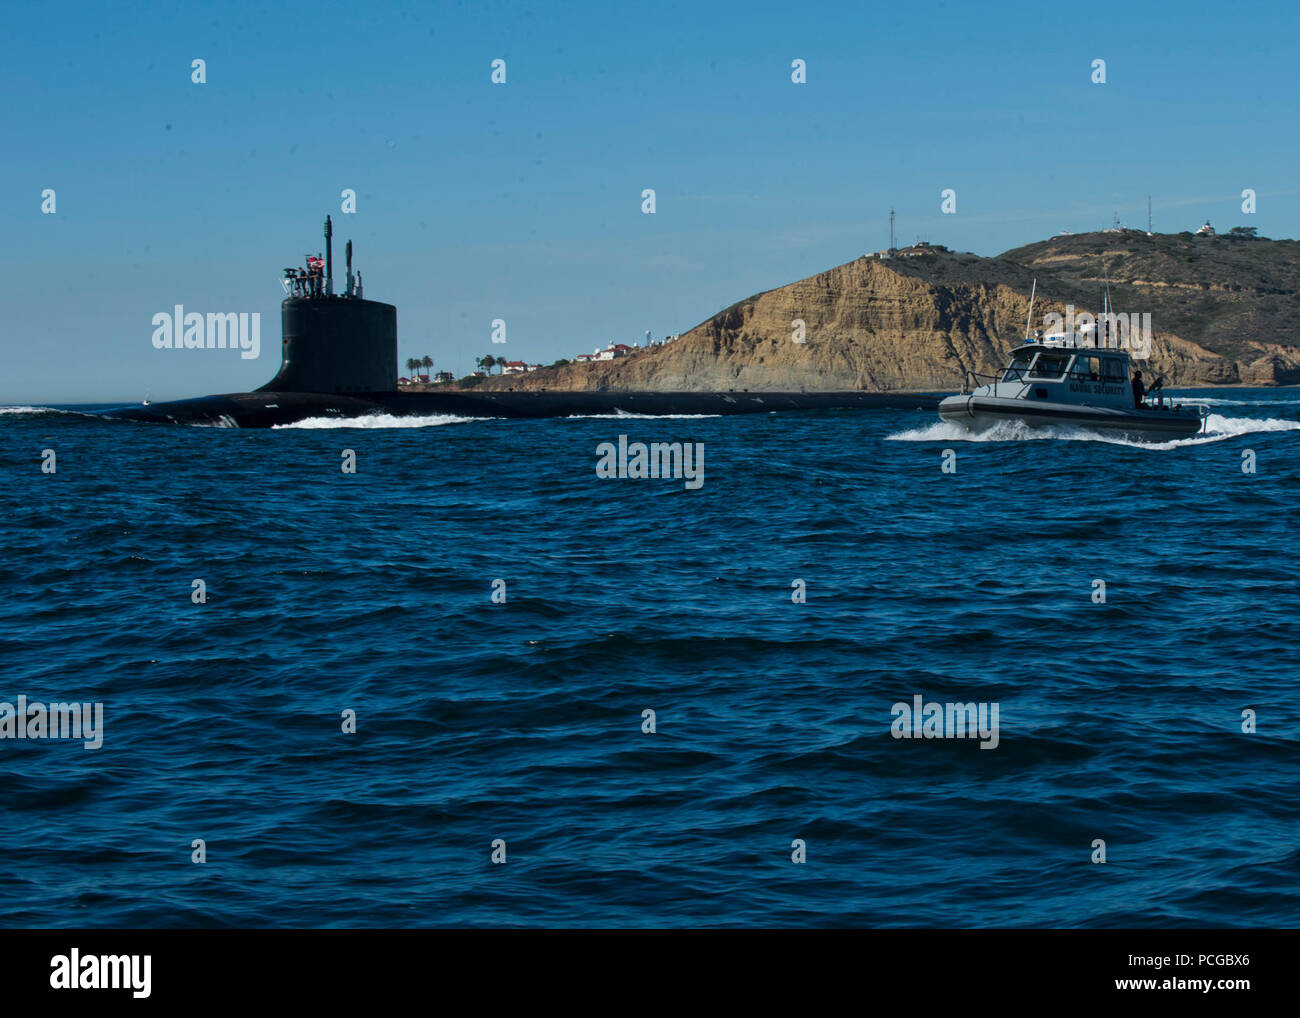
[0,406,60,416]
[562,412,722,420]
[272,413,488,430]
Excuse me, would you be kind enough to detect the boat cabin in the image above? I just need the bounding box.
[984,341,1135,407]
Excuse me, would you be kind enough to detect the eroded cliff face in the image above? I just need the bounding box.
[472,233,1300,393]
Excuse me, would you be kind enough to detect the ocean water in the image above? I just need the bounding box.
[1,390,1299,928]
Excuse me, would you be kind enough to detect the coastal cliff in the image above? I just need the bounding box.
[468,230,1300,392]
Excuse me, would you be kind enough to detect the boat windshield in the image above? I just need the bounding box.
[1002,350,1035,382]
[1027,352,1070,379]
[1069,354,1102,381]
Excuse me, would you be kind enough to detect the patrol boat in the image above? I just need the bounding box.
[938,322,1207,439]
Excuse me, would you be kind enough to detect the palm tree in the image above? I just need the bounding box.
[476,355,494,374]
[405,357,417,379]
[495,355,509,374]
[422,355,433,378]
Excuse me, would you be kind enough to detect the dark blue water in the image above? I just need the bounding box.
[2,392,1298,927]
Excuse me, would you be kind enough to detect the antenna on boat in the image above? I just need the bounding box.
[1099,255,1114,347]
[1024,278,1037,341]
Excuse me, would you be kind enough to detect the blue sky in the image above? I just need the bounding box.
[3,0,1298,402]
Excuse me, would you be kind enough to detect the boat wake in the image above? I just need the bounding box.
[888,413,1300,450]
[272,413,489,430]
[1182,395,1300,408]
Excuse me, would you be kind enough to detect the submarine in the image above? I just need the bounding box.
[101,218,939,427]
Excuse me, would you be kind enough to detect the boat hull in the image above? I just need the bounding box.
[938,394,1203,437]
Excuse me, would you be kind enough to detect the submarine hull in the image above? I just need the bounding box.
[100,389,940,427]
[99,391,392,428]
